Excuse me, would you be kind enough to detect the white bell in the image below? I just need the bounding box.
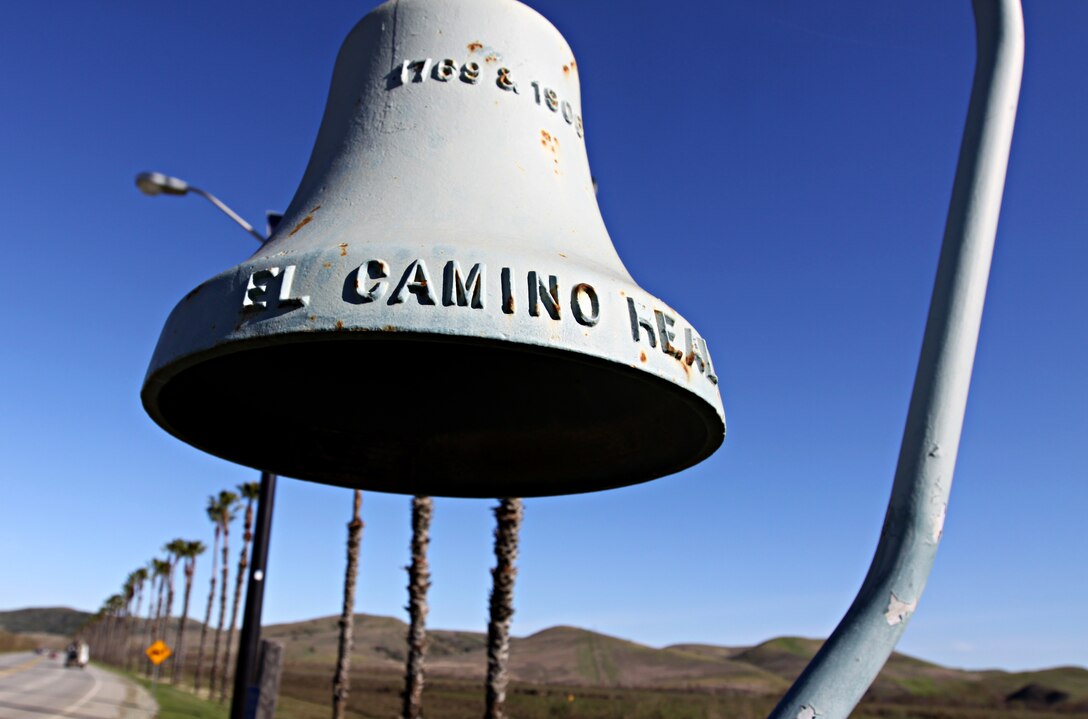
[142,0,725,497]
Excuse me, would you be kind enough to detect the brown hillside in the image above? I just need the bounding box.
[267,617,784,693]
[732,636,824,680]
[511,627,785,692]
[0,607,92,636]
[260,614,1088,707]
[9,605,1085,711]
[666,642,746,661]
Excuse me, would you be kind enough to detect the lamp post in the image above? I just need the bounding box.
[135,172,266,244]
[136,171,277,719]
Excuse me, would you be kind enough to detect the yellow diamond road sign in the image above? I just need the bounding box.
[145,640,172,665]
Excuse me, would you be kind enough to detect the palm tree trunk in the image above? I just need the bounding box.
[144,575,158,676]
[155,575,166,641]
[332,490,364,719]
[108,608,122,665]
[402,496,433,719]
[210,526,231,699]
[103,610,114,665]
[117,597,127,667]
[149,575,165,676]
[126,580,142,671]
[194,527,220,694]
[130,583,144,671]
[173,560,196,685]
[484,498,523,719]
[116,607,128,666]
[162,564,176,671]
[221,499,255,703]
[125,593,136,666]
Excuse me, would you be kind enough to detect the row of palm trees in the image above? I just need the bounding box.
[83,483,260,703]
[82,539,203,679]
[85,486,524,719]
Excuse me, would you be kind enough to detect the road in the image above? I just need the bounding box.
[0,652,155,719]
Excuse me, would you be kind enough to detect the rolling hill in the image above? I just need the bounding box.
[0,607,91,637]
[5,606,1086,713]
[261,612,1088,712]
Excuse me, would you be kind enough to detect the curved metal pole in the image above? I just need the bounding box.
[768,2,1023,718]
[188,186,267,243]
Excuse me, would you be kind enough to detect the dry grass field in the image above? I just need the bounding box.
[261,615,1088,718]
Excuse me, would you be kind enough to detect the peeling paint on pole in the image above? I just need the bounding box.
[767,1,1024,716]
[884,594,918,626]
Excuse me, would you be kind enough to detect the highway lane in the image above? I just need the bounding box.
[0,652,155,719]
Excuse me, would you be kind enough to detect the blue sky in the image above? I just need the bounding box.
[1,0,1084,674]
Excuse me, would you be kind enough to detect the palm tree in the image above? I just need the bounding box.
[143,560,159,675]
[163,539,188,661]
[172,540,206,685]
[156,554,177,645]
[193,495,224,694]
[128,567,149,670]
[209,489,239,699]
[103,594,126,665]
[152,558,171,637]
[402,496,433,719]
[484,498,523,719]
[147,558,171,676]
[332,490,365,719]
[87,607,108,659]
[121,573,137,667]
[221,481,260,703]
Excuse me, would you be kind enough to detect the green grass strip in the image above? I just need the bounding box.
[96,663,228,719]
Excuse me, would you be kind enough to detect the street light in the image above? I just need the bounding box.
[135,171,266,244]
[136,171,276,719]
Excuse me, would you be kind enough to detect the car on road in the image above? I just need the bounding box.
[65,641,89,669]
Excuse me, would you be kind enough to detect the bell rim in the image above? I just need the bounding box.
[142,329,725,497]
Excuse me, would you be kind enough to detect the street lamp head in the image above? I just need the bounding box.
[136,171,267,243]
[135,171,189,196]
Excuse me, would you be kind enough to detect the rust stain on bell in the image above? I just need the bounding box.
[289,216,313,236]
[289,204,322,236]
[467,41,483,52]
[540,130,560,174]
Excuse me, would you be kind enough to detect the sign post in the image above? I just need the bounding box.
[145,640,172,701]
